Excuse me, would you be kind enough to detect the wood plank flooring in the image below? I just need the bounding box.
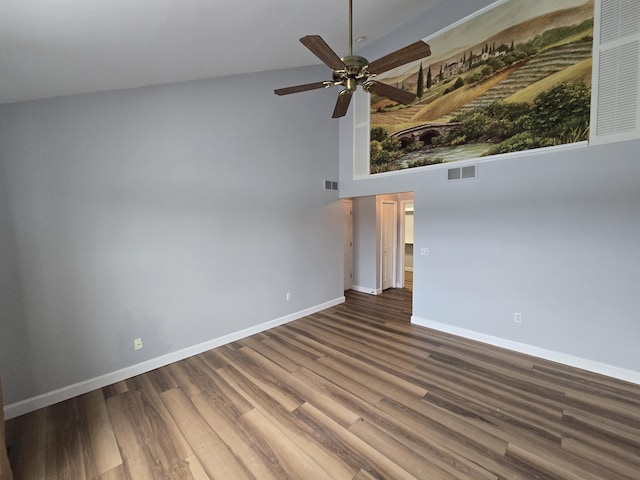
[6,288,640,479]
[404,270,413,291]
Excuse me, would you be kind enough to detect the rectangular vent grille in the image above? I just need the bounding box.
[461,165,476,178]
[596,40,640,135]
[447,168,461,180]
[323,180,338,191]
[600,0,640,44]
[591,0,640,144]
[447,165,477,181]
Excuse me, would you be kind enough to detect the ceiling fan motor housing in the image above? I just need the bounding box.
[333,55,370,91]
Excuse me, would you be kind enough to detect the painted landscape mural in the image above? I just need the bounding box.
[369,0,595,174]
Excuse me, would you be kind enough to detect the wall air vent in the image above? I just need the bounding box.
[461,165,476,178]
[324,180,339,191]
[447,165,477,181]
[590,0,640,144]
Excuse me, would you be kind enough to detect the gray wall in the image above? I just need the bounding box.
[0,150,32,402]
[340,1,640,375]
[413,145,640,370]
[0,65,344,405]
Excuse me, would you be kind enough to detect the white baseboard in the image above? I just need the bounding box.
[351,285,382,295]
[5,296,345,420]
[412,316,640,386]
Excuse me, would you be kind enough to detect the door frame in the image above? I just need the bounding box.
[398,199,414,287]
[342,199,353,291]
[379,200,398,291]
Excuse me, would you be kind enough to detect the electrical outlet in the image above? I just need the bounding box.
[286,292,291,301]
[514,313,522,323]
[134,338,143,350]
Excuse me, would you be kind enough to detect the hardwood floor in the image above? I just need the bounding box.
[6,288,640,479]
[404,270,413,291]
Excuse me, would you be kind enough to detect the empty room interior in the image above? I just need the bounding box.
[1,0,639,478]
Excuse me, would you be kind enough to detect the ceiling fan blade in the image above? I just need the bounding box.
[367,81,417,105]
[332,90,354,118]
[300,35,346,71]
[368,40,431,75]
[274,81,329,96]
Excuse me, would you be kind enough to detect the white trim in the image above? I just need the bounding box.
[4,296,345,420]
[368,141,588,179]
[412,316,640,386]
[421,0,509,44]
[398,199,414,287]
[351,285,382,295]
[353,88,371,180]
[343,198,354,292]
[380,200,398,291]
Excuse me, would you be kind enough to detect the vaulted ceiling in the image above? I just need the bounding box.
[0,0,438,104]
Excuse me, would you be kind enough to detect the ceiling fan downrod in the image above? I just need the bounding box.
[349,0,353,57]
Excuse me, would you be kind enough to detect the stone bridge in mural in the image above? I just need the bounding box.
[391,122,463,146]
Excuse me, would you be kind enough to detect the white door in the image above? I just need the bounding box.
[343,199,353,291]
[381,201,397,290]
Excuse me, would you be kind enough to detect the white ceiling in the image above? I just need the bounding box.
[0,0,435,104]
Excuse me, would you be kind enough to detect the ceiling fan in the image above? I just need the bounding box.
[274,0,431,118]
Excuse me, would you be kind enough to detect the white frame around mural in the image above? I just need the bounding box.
[361,0,597,177]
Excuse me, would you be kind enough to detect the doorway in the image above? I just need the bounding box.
[380,201,397,290]
[348,193,414,295]
[401,201,414,290]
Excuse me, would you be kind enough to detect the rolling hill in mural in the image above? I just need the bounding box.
[369,0,594,174]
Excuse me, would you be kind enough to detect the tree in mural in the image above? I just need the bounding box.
[417,63,424,99]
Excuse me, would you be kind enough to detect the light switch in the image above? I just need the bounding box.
[421,247,429,256]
